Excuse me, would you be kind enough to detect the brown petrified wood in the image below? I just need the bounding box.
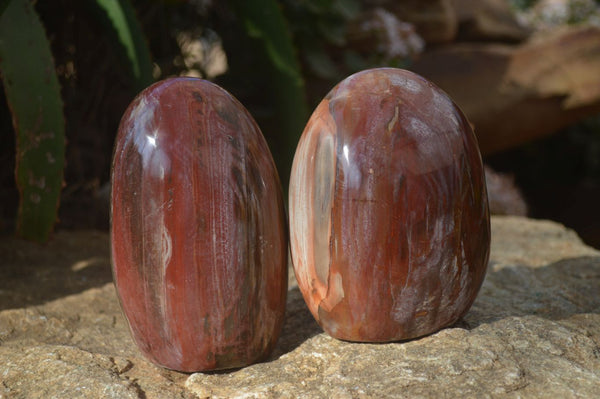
[289,68,490,342]
[111,78,287,372]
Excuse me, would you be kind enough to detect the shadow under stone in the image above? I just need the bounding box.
[3,231,597,364]
[270,287,323,359]
[0,231,113,311]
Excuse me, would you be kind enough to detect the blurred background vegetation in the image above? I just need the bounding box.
[0,0,599,247]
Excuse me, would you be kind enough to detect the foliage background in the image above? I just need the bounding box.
[0,0,599,247]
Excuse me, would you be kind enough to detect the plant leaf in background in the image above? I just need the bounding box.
[229,0,309,187]
[0,0,10,17]
[281,0,362,93]
[0,0,65,242]
[89,0,154,91]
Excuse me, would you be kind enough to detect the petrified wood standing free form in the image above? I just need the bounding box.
[111,78,287,372]
[289,68,490,342]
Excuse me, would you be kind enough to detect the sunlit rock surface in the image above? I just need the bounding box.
[0,218,599,397]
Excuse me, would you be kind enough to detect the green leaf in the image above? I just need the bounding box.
[317,17,347,45]
[0,0,10,17]
[232,0,304,87]
[342,49,370,73]
[88,0,153,91]
[304,43,339,79]
[303,0,334,14]
[332,0,360,19]
[0,0,65,242]
[229,0,309,187]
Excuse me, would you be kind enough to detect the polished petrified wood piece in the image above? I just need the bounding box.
[111,78,287,372]
[289,68,490,342]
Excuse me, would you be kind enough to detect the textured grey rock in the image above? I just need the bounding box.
[1,217,599,398]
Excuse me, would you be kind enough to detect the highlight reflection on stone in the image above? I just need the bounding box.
[289,68,490,342]
[111,78,287,372]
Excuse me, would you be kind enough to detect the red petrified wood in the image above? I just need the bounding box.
[289,68,490,342]
[111,78,287,372]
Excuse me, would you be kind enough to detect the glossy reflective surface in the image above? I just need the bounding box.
[111,78,287,371]
[289,68,490,342]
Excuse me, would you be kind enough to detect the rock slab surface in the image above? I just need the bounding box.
[1,216,599,398]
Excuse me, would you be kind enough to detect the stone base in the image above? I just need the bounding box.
[1,216,599,397]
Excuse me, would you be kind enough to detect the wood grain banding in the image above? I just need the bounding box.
[111,78,287,371]
[289,68,490,342]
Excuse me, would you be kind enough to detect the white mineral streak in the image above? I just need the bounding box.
[209,134,233,350]
[340,142,363,190]
[130,97,155,163]
[312,133,336,287]
[392,285,419,325]
[331,74,357,103]
[130,92,185,363]
[160,220,184,364]
[413,117,446,168]
[388,72,422,93]
[159,220,172,317]
[291,102,341,318]
[290,122,317,315]
[387,104,400,133]
[431,88,460,130]
[289,140,310,286]
[320,271,345,312]
[130,97,171,181]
